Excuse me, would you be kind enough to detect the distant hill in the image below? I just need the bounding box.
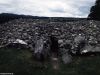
[0,13,86,24]
[0,13,48,24]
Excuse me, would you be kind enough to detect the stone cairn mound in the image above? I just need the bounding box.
[0,18,100,64]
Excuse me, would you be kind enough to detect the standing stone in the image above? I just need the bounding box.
[59,40,72,64]
[34,37,51,61]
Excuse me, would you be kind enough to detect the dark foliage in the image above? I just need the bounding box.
[88,0,100,20]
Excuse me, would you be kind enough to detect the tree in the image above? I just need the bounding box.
[88,0,100,20]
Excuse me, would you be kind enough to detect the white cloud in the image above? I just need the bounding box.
[0,0,96,17]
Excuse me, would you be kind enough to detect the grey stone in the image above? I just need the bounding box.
[34,37,51,61]
[62,53,72,64]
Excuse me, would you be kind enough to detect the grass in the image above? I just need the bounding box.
[0,48,100,75]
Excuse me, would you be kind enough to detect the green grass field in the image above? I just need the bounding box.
[0,48,100,75]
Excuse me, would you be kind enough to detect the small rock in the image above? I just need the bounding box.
[62,53,72,64]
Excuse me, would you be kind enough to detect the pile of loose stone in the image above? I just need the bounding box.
[0,18,100,63]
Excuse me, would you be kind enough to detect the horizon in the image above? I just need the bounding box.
[0,13,87,18]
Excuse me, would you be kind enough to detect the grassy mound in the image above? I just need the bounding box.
[0,48,100,75]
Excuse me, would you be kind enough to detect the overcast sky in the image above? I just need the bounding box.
[0,0,96,17]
